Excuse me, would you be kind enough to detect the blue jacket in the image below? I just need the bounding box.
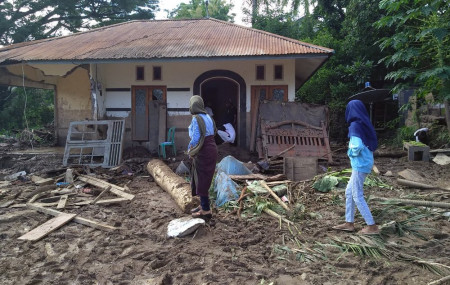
[347,136,374,173]
[188,113,215,150]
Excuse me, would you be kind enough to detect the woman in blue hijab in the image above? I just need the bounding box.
[333,100,379,235]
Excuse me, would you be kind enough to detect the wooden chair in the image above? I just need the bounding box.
[158,127,176,159]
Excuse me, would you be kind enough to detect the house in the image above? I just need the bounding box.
[0,18,334,153]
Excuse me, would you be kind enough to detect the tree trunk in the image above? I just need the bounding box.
[147,159,197,213]
[445,98,450,134]
[251,0,258,26]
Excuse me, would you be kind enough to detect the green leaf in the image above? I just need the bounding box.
[312,175,339,193]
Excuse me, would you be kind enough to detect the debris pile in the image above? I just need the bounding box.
[0,161,140,241]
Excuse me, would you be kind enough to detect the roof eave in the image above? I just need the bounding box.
[0,53,332,66]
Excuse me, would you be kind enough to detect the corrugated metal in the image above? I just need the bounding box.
[0,18,333,64]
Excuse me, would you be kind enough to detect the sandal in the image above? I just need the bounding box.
[357,226,380,235]
[190,206,201,213]
[192,210,212,220]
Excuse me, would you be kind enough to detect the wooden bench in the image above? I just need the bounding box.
[260,120,332,162]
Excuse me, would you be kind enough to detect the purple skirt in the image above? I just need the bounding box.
[190,136,217,197]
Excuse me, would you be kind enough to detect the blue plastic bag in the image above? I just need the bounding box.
[216,155,252,176]
[214,172,240,207]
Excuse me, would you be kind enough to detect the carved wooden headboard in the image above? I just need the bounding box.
[260,120,332,162]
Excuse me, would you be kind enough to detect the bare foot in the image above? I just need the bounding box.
[358,225,380,235]
[332,222,355,232]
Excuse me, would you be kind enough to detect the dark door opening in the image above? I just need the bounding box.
[201,78,238,130]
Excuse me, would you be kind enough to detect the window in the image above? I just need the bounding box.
[274,65,283,80]
[256,65,265,80]
[136,66,144,81]
[153,66,162,80]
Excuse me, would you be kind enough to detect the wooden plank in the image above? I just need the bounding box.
[33,202,59,207]
[56,195,69,209]
[250,89,260,152]
[78,175,134,200]
[95,198,129,205]
[92,186,111,204]
[27,204,118,232]
[31,176,55,186]
[18,213,76,241]
[228,174,267,181]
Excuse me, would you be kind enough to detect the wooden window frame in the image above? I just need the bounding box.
[131,85,167,141]
[274,64,283,80]
[136,66,145,81]
[256,65,265,81]
[153,66,162,81]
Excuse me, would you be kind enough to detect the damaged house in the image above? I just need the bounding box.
[0,18,333,157]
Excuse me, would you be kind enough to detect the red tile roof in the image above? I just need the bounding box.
[0,18,333,64]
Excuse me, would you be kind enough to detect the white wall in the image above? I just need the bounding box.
[97,59,295,149]
[98,58,295,115]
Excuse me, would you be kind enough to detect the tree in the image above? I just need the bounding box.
[243,0,304,26]
[168,0,235,22]
[251,3,302,39]
[0,0,159,134]
[376,0,450,133]
[0,0,159,46]
[0,87,54,132]
[296,0,392,139]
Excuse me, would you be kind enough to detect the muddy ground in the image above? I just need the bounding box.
[0,143,449,285]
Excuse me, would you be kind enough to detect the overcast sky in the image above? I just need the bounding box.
[155,0,248,26]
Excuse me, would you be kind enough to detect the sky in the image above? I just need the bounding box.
[155,0,248,26]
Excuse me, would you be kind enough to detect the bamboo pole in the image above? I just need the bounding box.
[263,208,293,224]
[260,180,290,211]
[237,187,247,218]
[397,178,437,189]
[428,275,450,285]
[373,197,450,209]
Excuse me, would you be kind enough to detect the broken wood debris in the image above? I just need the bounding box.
[78,175,135,201]
[27,204,118,231]
[56,195,69,209]
[31,175,54,186]
[18,213,77,241]
[92,186,111,204]
[260,181,290,212]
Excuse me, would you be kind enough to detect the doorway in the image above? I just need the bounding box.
[193,70,246,147]
[201,78,238,128]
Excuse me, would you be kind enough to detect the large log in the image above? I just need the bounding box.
[147,159,197,213]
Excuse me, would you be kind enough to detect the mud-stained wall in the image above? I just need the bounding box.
[99,59,295,151]
[55,66,91,145]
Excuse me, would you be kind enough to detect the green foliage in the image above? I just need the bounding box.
[168,0,235,22]
[0,0,159,45]
[0,87,54,131]
[389,126,416,147]
[312,175,339,193]
[376,0,450,103]
[250,1,302,39]
[428,124,450,148]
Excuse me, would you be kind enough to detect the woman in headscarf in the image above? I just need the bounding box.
[187,95,218,220]
[333,100,379,235]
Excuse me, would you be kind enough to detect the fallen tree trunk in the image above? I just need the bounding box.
[147,159,197,213]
